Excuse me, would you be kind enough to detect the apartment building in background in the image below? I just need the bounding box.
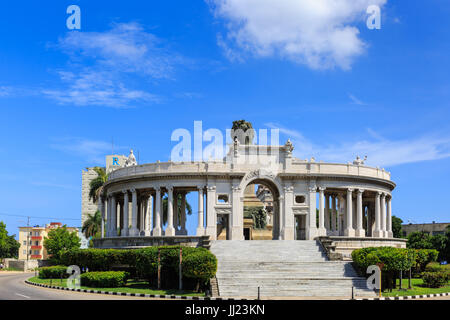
[18,222,79,260]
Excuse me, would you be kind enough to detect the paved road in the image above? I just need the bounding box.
[0,272,150,300]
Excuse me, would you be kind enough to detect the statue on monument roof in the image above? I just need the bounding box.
[231,120,254,145]
[353,155,367,166]
[284,139,294,153]
[124,149,138,167]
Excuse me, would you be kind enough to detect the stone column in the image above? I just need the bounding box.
[206,185,217,240]
[121,190,129,236]
[173,191,178,232]
[318,187,326,236]
[331,195,337,232]
[180,192,187,235]
[129,188,138,236]
[278,195,284,240]
[153,187,162,236]
[355,189,365,237]
[306,185,318,240]
[165,186,175,236]
[110,194,117,237]
[230,184,242,240]
[106,196,111,237]
[344,189,355,237]
[325,194,330,232]
[381,193,387,238]
[282,184,294,240]
[373,191,383,237]
[196,187,205,236]
[100,197,105,238]
[387,195,393,238]
[144,195,152,236]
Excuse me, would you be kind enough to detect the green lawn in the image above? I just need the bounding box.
[382,278,450,297]
[28,276,205,297]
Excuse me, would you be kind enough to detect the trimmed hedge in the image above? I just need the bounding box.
[80,271,129,288]
[38,265,69,279]
[57,246,217,289]
[183,250,218,282]
[421,271,449,288]
[352,247,416,273]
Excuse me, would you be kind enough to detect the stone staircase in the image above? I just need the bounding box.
[210,240,376,299]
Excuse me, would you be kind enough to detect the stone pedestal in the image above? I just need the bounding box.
[344,228,355,237]
[355,229,365,237]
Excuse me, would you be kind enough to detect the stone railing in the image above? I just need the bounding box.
[108,160,391,182]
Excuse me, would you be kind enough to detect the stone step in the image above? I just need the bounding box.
[209,240,376,298]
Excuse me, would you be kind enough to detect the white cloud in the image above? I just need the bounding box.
[266,123,450,167]
[56,22,178,79]
[43,69,160,108]
[50,137,126,165]
[348,93,366,105]
[209,0,387,70]
[44,22,182,107]
[0,86,14,97]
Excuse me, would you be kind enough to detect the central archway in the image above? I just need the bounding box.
[240,177,281,240]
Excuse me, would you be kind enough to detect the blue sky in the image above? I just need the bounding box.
[0,1,449,237]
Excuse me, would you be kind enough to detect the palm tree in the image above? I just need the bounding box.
[89,167,108,204]
[161,193,193,225]
[82,210,102,238]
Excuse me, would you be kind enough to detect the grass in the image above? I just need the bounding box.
[382,278,450,297]
[27,276,205,297]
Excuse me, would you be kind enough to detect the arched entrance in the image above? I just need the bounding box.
[240,178,281,240]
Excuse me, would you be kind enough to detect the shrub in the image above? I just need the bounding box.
[183,250,217,281]
[80,271,129,288]
[57,246,218,290]
[415,249,439,273]
[352,247,416,274]
[425,262,449,273]
[38,265,68,279]
[421,271,449,288]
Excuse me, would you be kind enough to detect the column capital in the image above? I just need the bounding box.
[197,185,204,191]
[357,189,365,194]
[380,192,386,198]
[308,186,317,193]
[347,188,354,193]
[318,187,326,192]
[122,189,128,195]
[130,188,136,193]
[167,185,174,192]
[376,191,382,196]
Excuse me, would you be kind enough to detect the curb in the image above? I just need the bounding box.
[24,280,243,300]
[24,280,450,300]
[356,292,450,300]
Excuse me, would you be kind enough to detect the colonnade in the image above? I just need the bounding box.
[315,188,393,238]
[100,186,202,238]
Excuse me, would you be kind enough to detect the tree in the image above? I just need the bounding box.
[444,226,450,262]
[0,221,20,259]
[82,210,102,238]
[161,193,193,225]
[407,231,434,249]
[44,225,81,262]
[88,167,108,204]
[391,216,403,238]
[431,234,447,261]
